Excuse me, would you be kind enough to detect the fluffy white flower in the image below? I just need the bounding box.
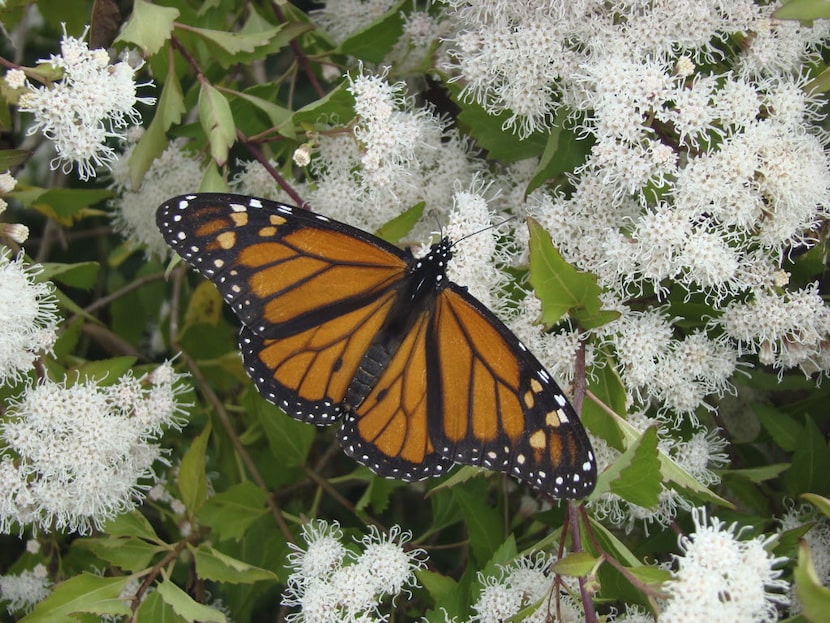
[0,250,60,385]
[661,508,788,623]
[0,564,51,614]
[17,27,154,180]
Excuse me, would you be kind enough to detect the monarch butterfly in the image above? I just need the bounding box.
[157,193,596,499]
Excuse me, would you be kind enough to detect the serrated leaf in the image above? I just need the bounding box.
[156,580,226,623]
[115,0,179,55]
[198,160,229,192]
[178,423,211,514]
[19,573,131,623]
[191,544,278,584]
[29,188,112,226]
[136,591,187,623]
[103,510,162,543]
[198,482,268,542]
[551,552,598,577]
[375,202,425,243]
[77,536,164,572]
[603,427,662,508]
[802,493,830,519]
[39,261,99,290]
[527,218,611,327]
[199,84,235,167]
[794,540,830,621]
[233,89,293,131]
[416,569,458,602]
[188,25,277,55]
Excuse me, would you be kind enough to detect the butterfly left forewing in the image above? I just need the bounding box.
[428,286,596,499]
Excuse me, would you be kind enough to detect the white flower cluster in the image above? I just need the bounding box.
[661,507,789,622]
[470,552,582,623]
[0,250,60,386]
[0,362,190,534]
[15,27,154,180]
[440,0,830,404]
[283,520,426,623]
[0,564,51,615]
[110,138,205,259]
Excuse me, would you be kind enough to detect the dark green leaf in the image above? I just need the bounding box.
[198,482,268,542]
[191,544,278,584]
[293,82,356,128]
[375,202,425,243]
[72,356,137,385]
[452,485,503,565]
[0,148,30,170]
[39,261,99,290]
[551,552,598,577]
[754,403,801,451]
[178,423,212,513]
[526,113,592,195]
[157,580,227,623]
[785,415,830,496]
[582,358,627,450]
[103,510,162,543]
[77,536,164,572]
[19,573,132,623]
[339,1,406,62]
[135,592,187,623]
[606,427,662,508]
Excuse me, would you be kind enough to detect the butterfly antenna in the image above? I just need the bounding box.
[452,215,518,247]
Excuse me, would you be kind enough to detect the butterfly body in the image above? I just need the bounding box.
[157,193,596,498]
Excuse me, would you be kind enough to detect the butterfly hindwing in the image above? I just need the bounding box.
[428,286,596,498]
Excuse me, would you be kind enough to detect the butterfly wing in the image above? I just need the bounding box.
[427,285,596,499]
[157,193,410,424]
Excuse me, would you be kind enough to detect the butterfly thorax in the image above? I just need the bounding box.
[344,238,453,412]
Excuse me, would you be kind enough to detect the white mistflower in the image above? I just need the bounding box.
[661,508,788,623]
[0,564,51,614]
[17,26,154,180]
[0,364,190,534]
[0,250,60,385]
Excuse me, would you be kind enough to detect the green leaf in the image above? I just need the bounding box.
[802,493,830,519]
[416,569,458,602]
[157,580,227,623]
[182,280,224,331]
[39,261,99,290]
[794,540,830,621]
[551,552,598,577]
[252,392,315,468]
[19,573,132,623]
[28,188,112,226]
[375,202,425,243]
[178,423,211,514]
[603,427,662,508]
[198,482,268,542]
[774,0,830,20]
[130,69,186,188]
[103,510,162,543]
[188,25,278,55]
[199,83,235,167]
[135,591,187,623]
[786,416,830,496]
[582,358,627,450]
[448,82,548,162]
[526,113,592,196]
[72,356,137,385]
[528,218,615,328]
[233,89,294,131]
[115,0,179,55]
[293,82,356,128]
[77,536,164,572]
[199,160,229,192]
[626,566,672,588]
[452,485,503,565]
[722,464,789,484]
[0,148,30,170]
[339,0,406,62]
[754,403,801,452]
[191,544,278,584]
